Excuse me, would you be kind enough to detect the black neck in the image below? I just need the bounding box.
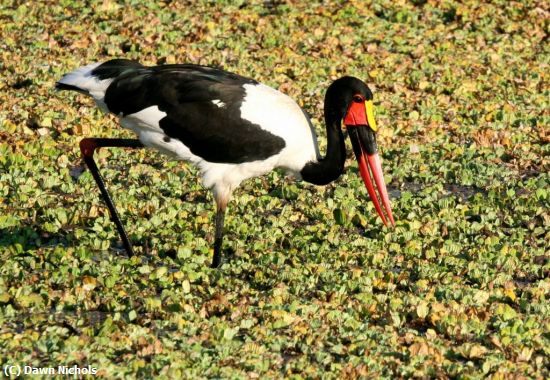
[300,112,346,185]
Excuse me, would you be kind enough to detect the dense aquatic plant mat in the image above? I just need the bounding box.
[0,0,548,378]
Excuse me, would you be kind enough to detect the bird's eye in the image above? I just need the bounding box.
[353,95,364,103]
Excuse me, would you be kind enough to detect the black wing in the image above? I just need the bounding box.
[103,63,286,164]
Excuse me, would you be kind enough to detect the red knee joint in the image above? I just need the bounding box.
[80,138,98,158]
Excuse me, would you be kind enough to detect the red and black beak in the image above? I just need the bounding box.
[345,100,395,227]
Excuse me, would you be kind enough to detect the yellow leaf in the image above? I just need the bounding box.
[459,81,477,93]
[504,288,516,302]
[82,276,97,291]
[293,322,309,335]
[369,70,379,79]
[313,28,324,38]
[166,55,177,64]
[182,280,190,294]
[409,342,429,356]
[0,293,11,303]
[416,301,429,319]
[490,335,503,350]
[518,347,533,362]
[468,344,487,359]
[74,124,90,135]
[425,329,437,340]
[3,119,17,133]
[351,268,363,279]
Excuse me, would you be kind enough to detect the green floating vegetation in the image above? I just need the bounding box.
[0,0,548,378]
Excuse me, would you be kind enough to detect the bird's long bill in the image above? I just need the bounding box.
[347,127,395,226]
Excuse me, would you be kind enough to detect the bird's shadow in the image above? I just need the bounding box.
[0,225,71,253]
[0,222,229,267]
[0,223,130,260]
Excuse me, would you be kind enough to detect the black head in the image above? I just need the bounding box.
[324,76,374,120]
[324,76,395,227]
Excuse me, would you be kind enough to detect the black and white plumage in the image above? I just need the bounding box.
[56,59,394,267]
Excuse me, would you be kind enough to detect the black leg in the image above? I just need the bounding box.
[210,205,226,268]
[80,137,144,256]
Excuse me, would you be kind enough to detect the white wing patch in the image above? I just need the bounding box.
[211,99,225,108]
[120,106,202,163]
[120,105,167,134]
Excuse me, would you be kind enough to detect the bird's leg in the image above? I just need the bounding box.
[80,137,144,256]
[210,204,227,268]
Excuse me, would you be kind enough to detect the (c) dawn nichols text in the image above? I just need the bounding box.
[24,365,98,375]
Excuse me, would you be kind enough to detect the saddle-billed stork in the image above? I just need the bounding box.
[56,59,395,268]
